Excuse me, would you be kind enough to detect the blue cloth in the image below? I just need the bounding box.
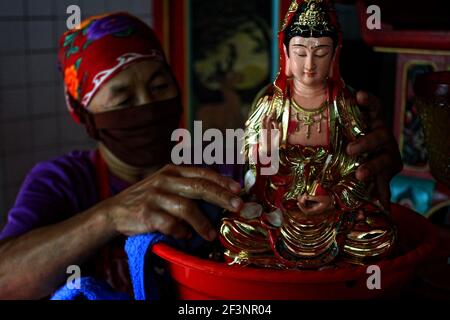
[124,233,173,300]
[51,277,130,300]
[390,175,436,215]
[125,201,222,300]
[51,201,222,300]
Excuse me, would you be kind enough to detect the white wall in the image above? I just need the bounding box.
[0,0,152,225]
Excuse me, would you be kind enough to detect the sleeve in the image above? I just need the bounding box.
[328,96,371,211]
[0,158,96,241]
[329,153,371,211]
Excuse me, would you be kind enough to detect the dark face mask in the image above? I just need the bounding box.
[78,97,183,168]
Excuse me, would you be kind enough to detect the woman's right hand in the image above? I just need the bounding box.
[103,165,243,241]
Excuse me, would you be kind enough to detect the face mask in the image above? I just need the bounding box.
[79,97,182,168]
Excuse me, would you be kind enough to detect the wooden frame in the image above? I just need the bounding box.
[392,53,450,179]
[152,0,292,129]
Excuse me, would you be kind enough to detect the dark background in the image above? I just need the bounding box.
[0,0,446,227]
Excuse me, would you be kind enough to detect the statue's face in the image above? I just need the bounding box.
[285,36,334,88]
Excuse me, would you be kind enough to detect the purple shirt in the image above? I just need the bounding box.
[0,150,130,241]
[0,150,243,241]
[0,149,242,295]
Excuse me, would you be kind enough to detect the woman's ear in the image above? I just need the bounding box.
[283,44,292,78]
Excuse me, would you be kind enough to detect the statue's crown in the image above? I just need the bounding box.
[290,0,335,34]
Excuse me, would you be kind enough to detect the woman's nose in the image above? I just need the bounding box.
[134,84,155,106]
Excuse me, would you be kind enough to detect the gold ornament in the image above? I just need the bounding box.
[220,90,397,270]
[291,98,328,139]
[292,0,334,34]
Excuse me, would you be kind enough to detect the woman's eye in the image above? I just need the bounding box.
[151,83,169,91]
[117,97,132,107]
[296,53,307,57]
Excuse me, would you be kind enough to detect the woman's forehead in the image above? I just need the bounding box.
[290,36,333,48]
[122,60,167,75]
[109,60,168,84]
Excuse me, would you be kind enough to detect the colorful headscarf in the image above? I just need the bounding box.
[58,12,166,123]
[274,0,344,100]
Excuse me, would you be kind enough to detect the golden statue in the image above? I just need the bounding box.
[219,0,397,270]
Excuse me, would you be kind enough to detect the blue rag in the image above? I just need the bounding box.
[124,233,174,300]
[51,201,222,300]
[125,201,222,300]
[51,277,130,300]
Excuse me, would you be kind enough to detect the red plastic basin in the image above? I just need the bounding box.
[152,205,439,300]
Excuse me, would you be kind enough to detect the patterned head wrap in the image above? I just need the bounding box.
[58,12,166,122]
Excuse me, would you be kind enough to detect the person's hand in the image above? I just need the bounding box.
[103,165,243,241]
[297,194,334,215]
[347,91,403,209]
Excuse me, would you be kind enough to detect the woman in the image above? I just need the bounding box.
[0,12,243,299]
[0,12,402,299]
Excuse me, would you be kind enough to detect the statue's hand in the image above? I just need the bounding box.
[298,193,334,215]
[260,113,282,156]
[347,91,403,210]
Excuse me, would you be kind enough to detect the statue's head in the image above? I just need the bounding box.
[283,0,338,88]
[275,0,342,97]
